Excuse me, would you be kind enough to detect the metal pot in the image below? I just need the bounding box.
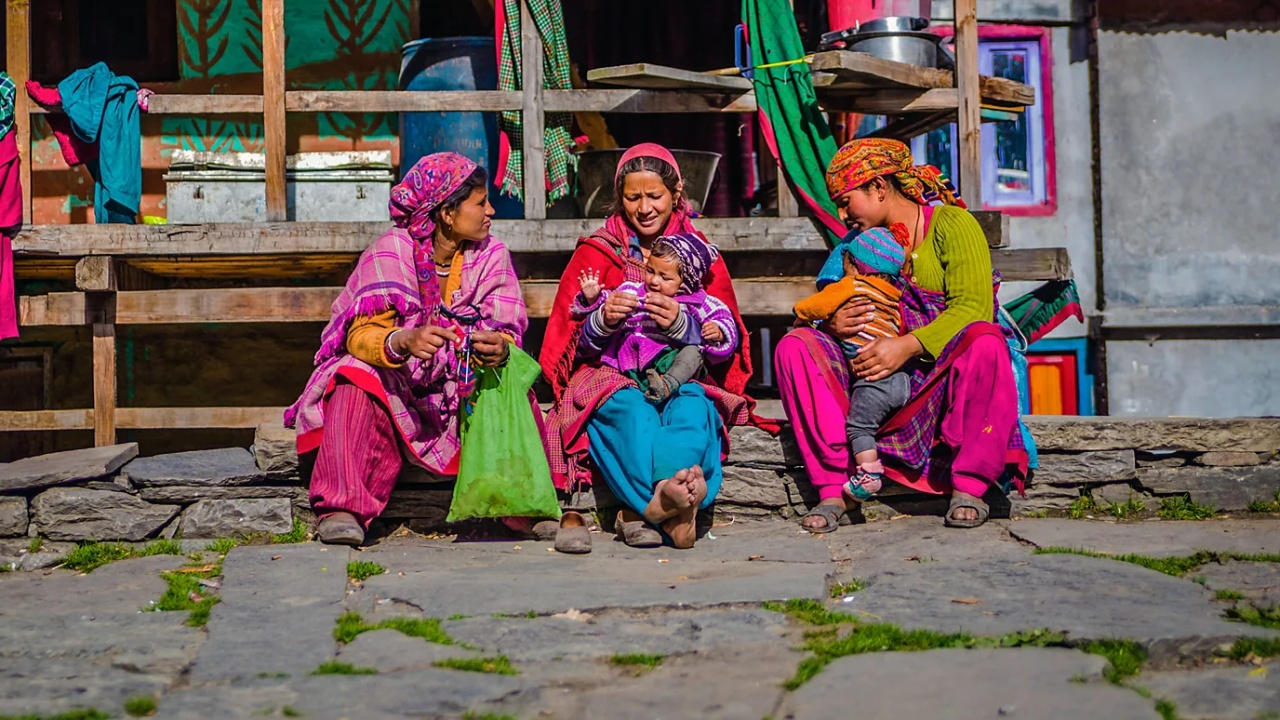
[574,149,722,218]
[845,30,948,68]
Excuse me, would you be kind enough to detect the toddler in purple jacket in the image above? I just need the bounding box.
[572,233,739,403]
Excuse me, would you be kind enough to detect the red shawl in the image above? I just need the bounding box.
[539,209,772,489]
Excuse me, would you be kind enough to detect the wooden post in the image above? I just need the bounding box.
[777,174,799,217]
[92,322,117,446]
[520,0,547,219]
[954,0,983,208]
[6,0,32,222]
[262,0,287,221]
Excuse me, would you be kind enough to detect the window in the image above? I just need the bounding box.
[31,0,179,83]
[911,32,1054,214]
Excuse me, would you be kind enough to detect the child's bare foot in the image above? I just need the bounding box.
[578,269,601,302]
[662,468,707,549]
[643,469,695,524]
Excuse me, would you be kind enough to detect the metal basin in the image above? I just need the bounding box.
[575,149,722,218]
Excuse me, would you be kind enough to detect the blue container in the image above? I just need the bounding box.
[399,37,523,219]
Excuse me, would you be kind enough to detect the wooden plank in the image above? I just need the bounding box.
[810,51,1034,107]
[0,409,93,432]
[128,254,355,280]
[520,0,547,219]
[16,249,1067,328]
[142,94,263,114]
[74,256,162,290]
[262,0,287,222]
[825,88,959,114]
[92,322,117,446]
[866,110,955,142]
[0,407,286,432]
[955,0,983,208]
[544,89,756,114]
[12,217,1012,257]
[287,90,522,113]
[973,211,1010,249]
[587,63,754,92]
[7,0,31,222]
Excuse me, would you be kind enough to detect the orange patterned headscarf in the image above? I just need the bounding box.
[825,138,967,209]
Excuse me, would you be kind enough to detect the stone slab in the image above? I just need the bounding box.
[359,522,828,616]
[1011,483,1082,513]
[177,498,293,538]
[1141,665,1280,720]
[190,543,350,682]
[788,648,1160,720]
[120,448,269,488]
[0,443,138,494]
[726,425,804,466]
[850,552,1277,660]
[0,497,27,537]
[1027,416,1280,453]
[1005,518,1280,557]
[30,487,181,542]
[337,628,480,672]
[718,466,791,508]
[1033,450,1137,484]
[1197,451,1264,467]
[1196,560,1280,607]
[137,484,307,503]
[253,422,298,473]
[1136,465,1280,510]
[444,607,793,664]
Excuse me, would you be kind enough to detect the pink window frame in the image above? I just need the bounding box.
[929,25,1057,217]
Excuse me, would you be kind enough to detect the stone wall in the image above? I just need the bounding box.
[2,418,1277,552]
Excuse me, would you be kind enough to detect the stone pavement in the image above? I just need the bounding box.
[2,517,1280,719]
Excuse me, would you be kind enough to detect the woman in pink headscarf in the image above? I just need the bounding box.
[539,143,758,551]
[286,152,534,547]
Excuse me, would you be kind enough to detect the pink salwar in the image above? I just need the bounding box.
[774,329,1017,501]
[309,380,406,529]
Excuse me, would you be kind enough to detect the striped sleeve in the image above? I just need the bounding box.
[692,294,740,363]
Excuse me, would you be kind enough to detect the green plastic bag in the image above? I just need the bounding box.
[447,346,562,522]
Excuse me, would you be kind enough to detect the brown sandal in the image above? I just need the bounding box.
[614,509,663,548]
[554,511,592,554]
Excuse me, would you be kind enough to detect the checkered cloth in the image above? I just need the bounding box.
[0,73,16,141]
[498,0,576,205]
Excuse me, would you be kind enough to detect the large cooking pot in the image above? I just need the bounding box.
[574,149,721,218]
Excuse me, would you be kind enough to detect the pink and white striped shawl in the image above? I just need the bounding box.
[285,228,528,473]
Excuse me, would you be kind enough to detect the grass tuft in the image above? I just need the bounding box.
[786,623,974,689]
[27,537,43,553]
[1080,639,1148,683]
[311,660,377,675]
[124,695,158,716]
[282,708,303,718]
[1224,604,1280,630]
[433,656,517,675]
[333,611,452,645]
[59,538,185,573]
[346,561,386,582]
[461,713,517,720]
[1156,495,1217,521]
[1155,699,1180,720]
[1215,589,1245,601]
[1068,492,1097,520]
[1247,489,1280,514]
[204,537,238,555]
[829,579,867,598]
[763,599,857,626]
[609,653,664,670]
[272,518,310,544]
[447,614,469,620]
[1225,636,1280,660]
[0,710,115,720]
[1105,494,1149,520]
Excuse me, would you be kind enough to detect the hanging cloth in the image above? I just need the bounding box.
[742,0,844,245]
[495,0,576,205]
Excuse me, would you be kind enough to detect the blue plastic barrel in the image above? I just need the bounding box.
[399,37,523,219]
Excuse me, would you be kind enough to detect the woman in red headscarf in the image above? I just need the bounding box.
[776,139,1027,533]
[540,143,756,550]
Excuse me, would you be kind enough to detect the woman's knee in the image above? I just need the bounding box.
[960,331,1011,365]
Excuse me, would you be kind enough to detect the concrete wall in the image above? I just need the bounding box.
[997,25,1095,340]
[931,0,1083,23]
[1099,29,1280,417]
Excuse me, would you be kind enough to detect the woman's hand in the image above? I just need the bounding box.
[392,325,459,361]
[644,292,680,330]
[601,290,640,328]
[701,321,725,344]
[823,300,876,342]
[470,330,510,368]
[852,335,924,381]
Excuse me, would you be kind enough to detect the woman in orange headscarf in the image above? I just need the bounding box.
[776,139,1027,532]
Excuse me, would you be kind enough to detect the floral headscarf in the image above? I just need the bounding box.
[825,138,966,209]
[390,152,480,243]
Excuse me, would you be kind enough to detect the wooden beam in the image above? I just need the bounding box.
[74,256,160,291]
[520,0,547,219]
[544,89,756,114]
[954,0,983,208]
[136,94,263,114]
[810,51,1034,107]
[13,216,1013,257]
[587,63,755,92]
[0,409,94,432]
[287,90,522,113]
[262,0,287,221]
[0,407,286,432]
[867,110,955,142]
[17,249,1068,327]
[6,0,31,223]
[92,322,116,446]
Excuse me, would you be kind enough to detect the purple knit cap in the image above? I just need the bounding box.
[851,227,908,277]
[653,232,719,294]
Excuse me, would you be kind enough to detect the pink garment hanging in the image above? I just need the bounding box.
[0,130,22,340]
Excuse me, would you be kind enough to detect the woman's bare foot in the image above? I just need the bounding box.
[661,470,707,549]
[643,468,696,524]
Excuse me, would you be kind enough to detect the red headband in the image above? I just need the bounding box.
[615,142,682,182]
